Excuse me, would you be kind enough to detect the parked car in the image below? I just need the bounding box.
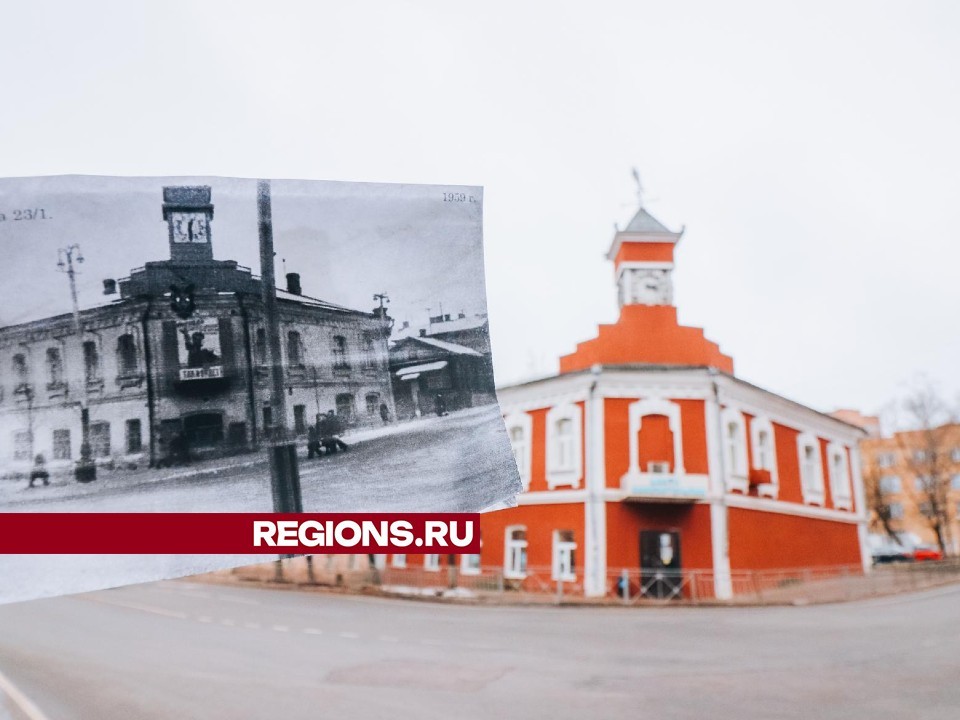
[912,544,943,562]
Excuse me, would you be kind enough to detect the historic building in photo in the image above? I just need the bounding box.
[389,313,496,419]
[388,201,870,598]
[0,186,394,474]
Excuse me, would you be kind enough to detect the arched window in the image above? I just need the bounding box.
[827,442,852,510]
[720,407,748,493]
[46,348,63,386]
[749,417,779,498]
[332,335,349,370]
[254,328,267,366]
[504,412,533,489]
[504,525,528,578]
[117,334,138,376]
[797,433,825,505]
[546,404,582,488]
[83,340,100,382]
[12,354,28,382]
[286,330,302,366]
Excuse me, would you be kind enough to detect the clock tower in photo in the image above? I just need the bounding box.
[163,186,215,264]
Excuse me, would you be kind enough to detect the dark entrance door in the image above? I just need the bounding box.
[183,412,225,448]
[640,530,682,599]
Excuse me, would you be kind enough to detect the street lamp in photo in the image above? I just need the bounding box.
[57,244,96,483]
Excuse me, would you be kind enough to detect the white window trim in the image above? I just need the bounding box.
[827,442,852,510]
[797,433,825,506]
[504,525,528,579]
[460,553,482,575]
[552,531,577,582]
[504,411,533,491]
[423,554,440,572]
[720,406,749,494]
[623,397,685,479]
[545,404,582,489]
[749,416,779,498]
[391,554,406,568]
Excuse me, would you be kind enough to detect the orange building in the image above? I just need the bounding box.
[463,202,870,599]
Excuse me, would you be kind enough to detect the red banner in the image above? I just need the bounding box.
[0,513,480,554]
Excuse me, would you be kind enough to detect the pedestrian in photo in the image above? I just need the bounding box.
[321,409,349,453]
[379,402,390,425]
[28,453,50,488]
[306,423,321,459]
[434,393,447,417]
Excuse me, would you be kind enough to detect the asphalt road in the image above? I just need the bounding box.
[0,580,958,719]
[0,406,519,605]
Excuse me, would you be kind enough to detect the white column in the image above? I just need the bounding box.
[583,368,607,597]
[848,443,872,573]
[704,389,733,600]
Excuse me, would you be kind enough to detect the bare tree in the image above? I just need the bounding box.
[896,380,959,555]
[863,462,901,542]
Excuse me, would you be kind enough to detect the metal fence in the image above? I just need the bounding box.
[219,556,960,605]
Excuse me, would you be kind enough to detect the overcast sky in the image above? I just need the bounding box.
[1,0,958,417]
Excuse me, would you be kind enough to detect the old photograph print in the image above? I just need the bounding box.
[0,175,521,602]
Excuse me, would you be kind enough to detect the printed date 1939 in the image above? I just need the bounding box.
[0,208,52,222]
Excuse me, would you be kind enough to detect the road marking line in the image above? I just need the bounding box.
[215,594,261,606]
[272,625,290,632]
[0,667,52,720]
[303,628,323,635]
[82,596,188,620]
[339,632,359,639]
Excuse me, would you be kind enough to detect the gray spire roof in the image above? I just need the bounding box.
[623,207,673,234]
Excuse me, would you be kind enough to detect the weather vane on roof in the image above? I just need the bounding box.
[631,167,644,208]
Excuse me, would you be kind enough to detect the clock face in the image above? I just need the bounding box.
[626,268,672,305]
[172,213,209,243]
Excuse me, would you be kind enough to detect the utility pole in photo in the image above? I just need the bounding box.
[258,180,303,514]
[58,244,96,483]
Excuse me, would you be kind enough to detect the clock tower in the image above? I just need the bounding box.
[162,186,214,264]
[606,205,683,308]
[559,197,734,374]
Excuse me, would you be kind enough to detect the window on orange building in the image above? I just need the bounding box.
[876,452,895,469]
[721,407,748,491]
[888,502,904,519]
[505,526,528,578]
[879,475,901,494]
[797,433,824,505]
[546,404,582,488]
[505,412,532,489]
[827,443,852,509]
[424,554,440,571]
[392,554,406,568]
[552,530,576,582]
[461,532,482,575]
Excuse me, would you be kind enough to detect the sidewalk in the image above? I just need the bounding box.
[0,405,493,509]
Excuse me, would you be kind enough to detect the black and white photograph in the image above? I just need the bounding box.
[0,175,520,600]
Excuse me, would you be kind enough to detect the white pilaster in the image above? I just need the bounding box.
[705,387,733,600]
[848,444,872,573]
[583,367,607,597]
